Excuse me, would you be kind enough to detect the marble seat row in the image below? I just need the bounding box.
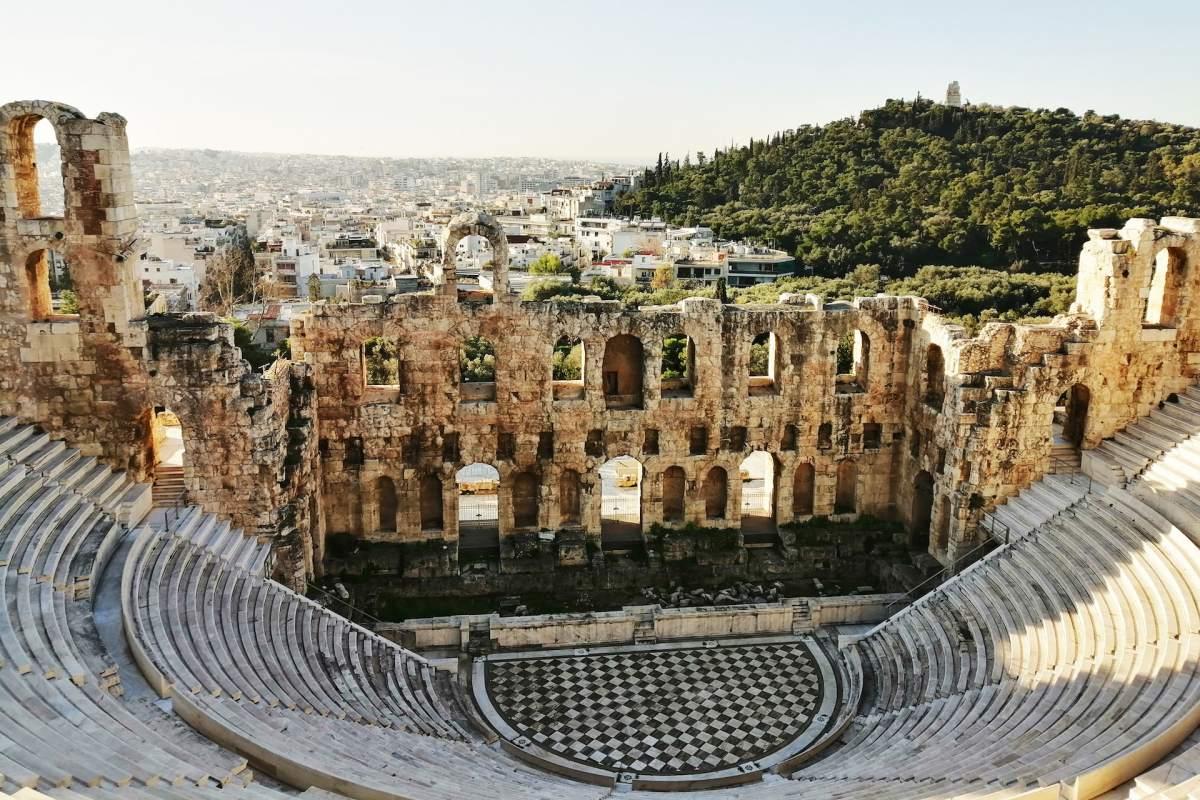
[122,526,611,800]
[0,453,254,793]
[781,484,1200,799]
[125,527,464,734]
[0,418,149,527]
[1095,389,1200,483]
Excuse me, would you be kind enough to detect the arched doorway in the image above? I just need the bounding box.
[511,471,539,529]
[456,463,499,563]
[834,459,857,515]
[599,456,642,551]
[739,451,776,541]
[602,335,644,409]
[559,469,581,526]
[792,463,815,517]
[151,408,187,510]
[911,471,934,550]
[704,467,728,520]
[376,476,397,533]
[662,466,686,523]
[1056,383,1090,450]
[420,474,443,531]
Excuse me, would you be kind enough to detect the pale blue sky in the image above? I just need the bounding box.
[7,0,1198,163]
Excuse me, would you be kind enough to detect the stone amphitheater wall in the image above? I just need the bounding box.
[2,100,1200,589]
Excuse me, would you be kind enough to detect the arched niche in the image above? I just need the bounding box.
[704,466,728,520]
[662,465,686,522]
[602,335,644,409]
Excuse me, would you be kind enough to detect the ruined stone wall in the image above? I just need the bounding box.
[904,217,1200,562]
[289,272,921,574]
[142,314,322,590]
[0,101,153,477]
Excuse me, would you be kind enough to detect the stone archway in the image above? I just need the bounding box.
[439,211,510,299]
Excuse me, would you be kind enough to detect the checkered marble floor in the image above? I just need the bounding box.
[484,640,826,776]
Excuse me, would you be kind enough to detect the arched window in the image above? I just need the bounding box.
[363,337,400,387]
[661,333,695,398]
[781,424,797,451]
[460,335,496,401]
[662,466,686,522]
[704,467,728,520]
[559,469,581,525]
[376,476,397,532]
[23,249,75,321]
[924,344,945,409]
[552,336,585,400]
[1145,247,1187,327]
[10,115,64,220]
[749,332,781,395]
[512,471,539,529]
[793,463,815,516]
[602,335,644,409]
[854,330,871,386]
[835,459,857,514]
[420,474,443,531]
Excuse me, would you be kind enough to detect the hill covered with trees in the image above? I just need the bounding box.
[615,99,1200,274]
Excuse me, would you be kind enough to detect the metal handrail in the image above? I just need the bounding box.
[306,581,385,628]
[886,534,998,614]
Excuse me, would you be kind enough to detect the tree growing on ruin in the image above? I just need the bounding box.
[552,339,583,381]
[363,337,399,386]
[460,336,496,383]
[199,227,257,314]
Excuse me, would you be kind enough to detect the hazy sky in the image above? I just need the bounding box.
[7,0,1199,164]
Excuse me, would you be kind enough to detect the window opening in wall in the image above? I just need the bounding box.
[1145,247,1186,328]
[689,426,708,455]
[460,335,496,401]
[552,336,585,400]
[661,333,695,398]
[363,336,400,387]
[748,332,780,396]
[863,423,882,450]
[24,250,76,322]
[781,424,797,451]
[643,428,659,455]
[817,422,833,450]
[925,344,945,409]
[345,437,364,467]
[602,335,644,409]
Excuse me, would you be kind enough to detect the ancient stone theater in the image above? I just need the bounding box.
[2,99,1200,799]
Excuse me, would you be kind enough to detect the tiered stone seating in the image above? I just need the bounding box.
[0,423,256,794]
[1094,388,1200,483]
[980,471,1089,541]
[123,525,610,800]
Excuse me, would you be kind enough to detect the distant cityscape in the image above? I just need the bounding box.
[34,142,799,342]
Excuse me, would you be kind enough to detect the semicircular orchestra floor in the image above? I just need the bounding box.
[473,635,840,785]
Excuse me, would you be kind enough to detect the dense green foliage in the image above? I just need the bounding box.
[736,265,1076,333]
[528,253,568,274]
[661,335,688,379]
[521,277,716,308]
[616,99,1200,273]
[228,320,275,370]
[460,335,496,383]
[552,338,583,380]
[363,336,399,385]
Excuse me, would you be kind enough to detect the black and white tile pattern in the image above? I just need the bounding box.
[484,641,825,776]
